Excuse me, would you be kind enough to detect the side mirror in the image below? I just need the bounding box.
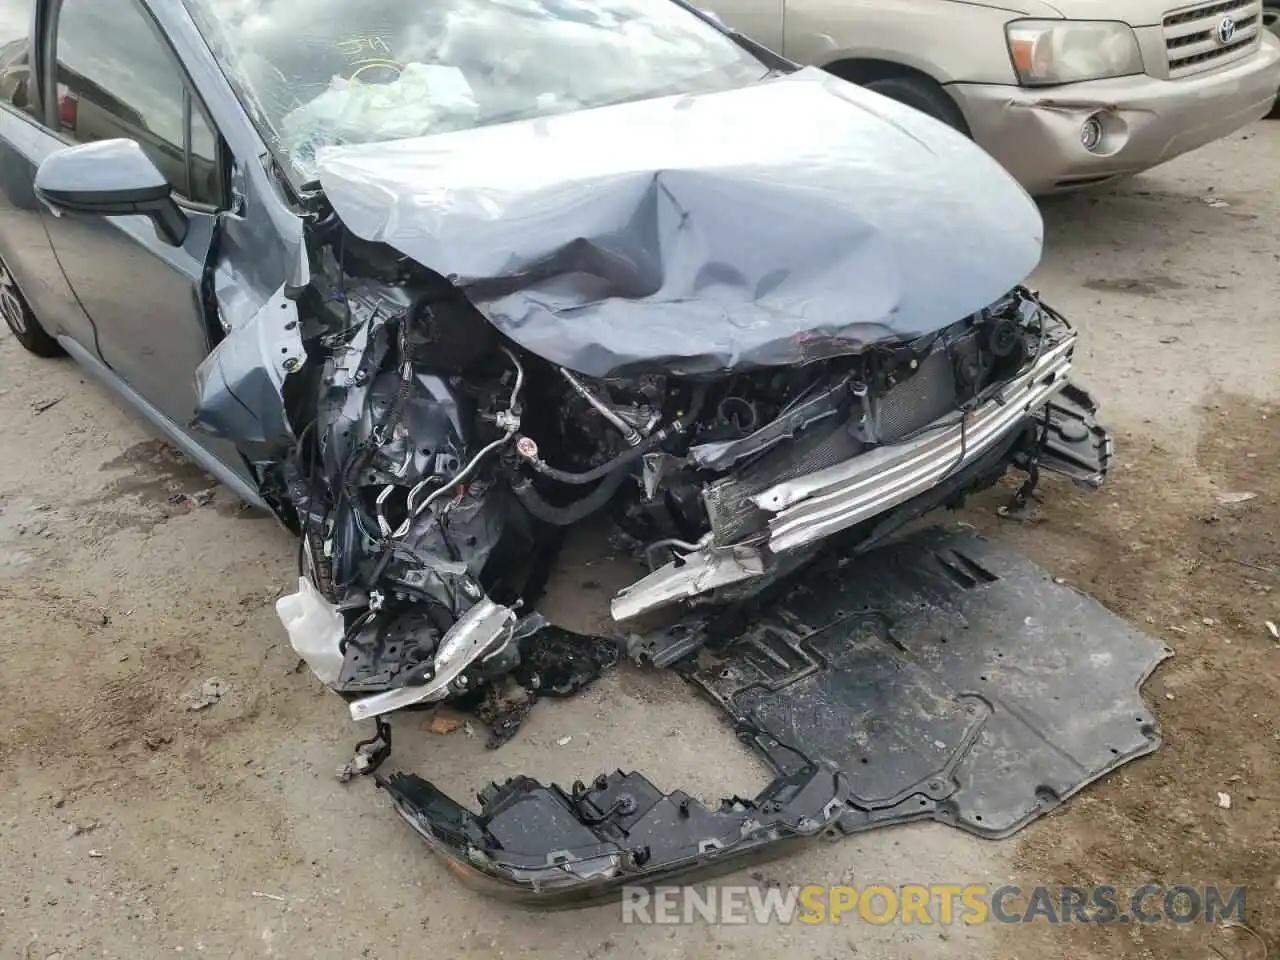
[35,139,188,246]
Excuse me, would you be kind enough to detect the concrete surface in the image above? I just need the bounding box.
[0,126,1277,960]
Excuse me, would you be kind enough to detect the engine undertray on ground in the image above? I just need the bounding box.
[681,526,1171,837]
[374,526,1170,903]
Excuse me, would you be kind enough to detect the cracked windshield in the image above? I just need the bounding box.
[185,0,768,178]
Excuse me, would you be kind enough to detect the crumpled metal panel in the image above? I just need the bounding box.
[191,284,304,458]
[316,68,1043,378]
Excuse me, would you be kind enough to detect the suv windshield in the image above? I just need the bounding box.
[184,0,769,179]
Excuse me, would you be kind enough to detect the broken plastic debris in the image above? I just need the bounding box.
[1202,196,1230,208]
[167,490,215,510]
[1266,620,1278,640]
[88,849,104,858]
[1216,792,1232,810]
[182,677,229,711]
[556,735,573,746]
[336,724,392,783]
[428,713,461,735]
[276,577,345,686]
[1202,617,1216,626]
[336,751,376,783]
[1217,491,1257,505]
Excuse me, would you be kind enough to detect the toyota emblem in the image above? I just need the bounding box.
[1217,16,1237,44]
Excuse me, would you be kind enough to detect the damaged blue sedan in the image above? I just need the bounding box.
[0,0,1123,902]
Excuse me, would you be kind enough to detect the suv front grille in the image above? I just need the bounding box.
[1163,0,1261,78]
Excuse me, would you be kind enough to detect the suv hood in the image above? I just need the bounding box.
[956,0,1066,17]
[316,67,1042,378]
[1029,0,1170,25]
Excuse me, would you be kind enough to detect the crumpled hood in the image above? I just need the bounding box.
[316,67,1043,378]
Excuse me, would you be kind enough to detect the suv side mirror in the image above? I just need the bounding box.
[35,138,188,246]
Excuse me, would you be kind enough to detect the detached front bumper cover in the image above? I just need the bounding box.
[378,760,844,905]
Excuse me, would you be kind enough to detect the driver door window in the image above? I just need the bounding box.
[54,0,223,206]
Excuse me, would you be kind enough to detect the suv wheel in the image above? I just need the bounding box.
[863,76,970,136]
[0,256,63,357]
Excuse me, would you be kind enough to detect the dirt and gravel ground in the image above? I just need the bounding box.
[1,127,1277,960]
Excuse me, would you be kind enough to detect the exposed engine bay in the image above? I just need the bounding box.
[258,223,1112,733]
[251,226,1141,899]
[191,205,1134,902]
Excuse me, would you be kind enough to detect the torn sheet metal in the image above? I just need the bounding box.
[373,525,1167,901]
[349,598,518,721]
[316,67,1043,378]
[192,284,303,457]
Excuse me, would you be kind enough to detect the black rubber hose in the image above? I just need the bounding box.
[511,468,631,527]
[525,383,709,486]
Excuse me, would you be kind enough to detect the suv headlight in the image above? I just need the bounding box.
[1006,20,1144,85]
